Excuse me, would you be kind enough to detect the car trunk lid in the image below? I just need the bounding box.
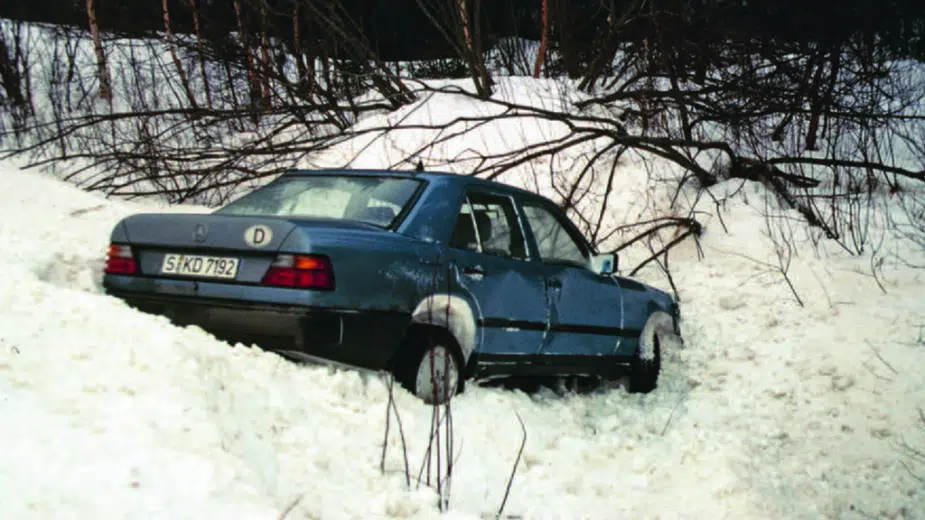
[121,213,297,252]
[117,213,385,285]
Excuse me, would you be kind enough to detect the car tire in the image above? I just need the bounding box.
[628,333,661,393]
[394,328,465,405]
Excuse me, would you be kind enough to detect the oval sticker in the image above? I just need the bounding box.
[244,225,273,248]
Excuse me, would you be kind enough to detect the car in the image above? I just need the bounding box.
[102,169,681,403]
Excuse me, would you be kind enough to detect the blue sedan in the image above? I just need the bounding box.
[103,169,681,403]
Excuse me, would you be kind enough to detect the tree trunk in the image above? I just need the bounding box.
[163,0,198,110]
[259,31,272,105]
[233,0,262,120]
[533,0,548,78]
[805,57,828,151]
[470,0,492,95]
[85,0,111,101]
[185,0,213,109]
[552,0,582,78]
[458,0,491,97]
[259,3,272,107]
[0,33,26,110]
[292,2,311,92]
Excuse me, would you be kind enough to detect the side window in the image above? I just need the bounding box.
[450,192,529,260]
[522,203,587,266]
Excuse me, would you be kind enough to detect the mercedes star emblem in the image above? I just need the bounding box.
[193,223,209,243]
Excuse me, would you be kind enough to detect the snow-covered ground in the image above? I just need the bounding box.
[2,84,925,519]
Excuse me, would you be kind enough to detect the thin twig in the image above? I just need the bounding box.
[416,407,451,486]
[69,204,104,216]
[381,373,412,487]
[865,340,898,375]
[652,247,680,302]
[381,375,394,472]
[391,391,412,487]
[780,272,804,307]
[899,460,925,484]
[809,266,834,309]
[496,412,527,520]
[277,494,304,520]
[661,390,688,436]
[870,252,888,295]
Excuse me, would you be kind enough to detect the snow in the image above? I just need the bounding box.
[2,80,925,520]
[638,311,677,361]
[411,294,479,360]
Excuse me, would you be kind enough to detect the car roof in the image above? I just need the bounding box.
[281,168,543,200]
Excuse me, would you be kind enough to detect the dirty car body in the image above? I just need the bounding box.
[103,169,681,397]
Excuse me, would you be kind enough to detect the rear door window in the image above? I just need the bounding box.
[450,191,529,260]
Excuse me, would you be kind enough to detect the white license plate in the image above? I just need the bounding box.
[160,254,239,279]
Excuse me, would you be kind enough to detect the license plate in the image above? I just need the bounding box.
[160,253,239,279]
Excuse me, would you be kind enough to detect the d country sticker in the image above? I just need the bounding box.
[244,225,273,248]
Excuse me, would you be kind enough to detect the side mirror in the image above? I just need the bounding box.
[589,253,618,275]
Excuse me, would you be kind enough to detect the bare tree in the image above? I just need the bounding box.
[1,0,422,203]
[85,0,111,102]
[532,0,548,78]
[415,0,493,97]
[184,0,214,109]
[162,0,198,111]
[1,0,923,289]
[232,0,262,120]
[0,22,33,135]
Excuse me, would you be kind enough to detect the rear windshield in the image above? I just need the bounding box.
[216,175,423,228]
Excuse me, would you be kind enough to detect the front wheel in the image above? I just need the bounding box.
[395,329,465,404]
[628,333,660,393]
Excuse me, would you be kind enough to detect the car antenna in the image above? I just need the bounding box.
[413,159,425,173]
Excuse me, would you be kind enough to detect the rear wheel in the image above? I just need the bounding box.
[628,333,661,393]
[394,329,465,404]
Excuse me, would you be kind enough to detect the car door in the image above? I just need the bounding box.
[518,199,627,356]
[448,190,549,356]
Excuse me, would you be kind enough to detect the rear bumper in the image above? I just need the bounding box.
[105,287,410,371]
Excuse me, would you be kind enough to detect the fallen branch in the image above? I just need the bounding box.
[629,226,701,277]
[608,216,702,254]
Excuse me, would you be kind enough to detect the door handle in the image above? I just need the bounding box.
[463,265,486,276]
[546,278,562,289]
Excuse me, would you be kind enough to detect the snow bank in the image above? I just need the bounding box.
[310,77,670,267]
[2,78,925,519]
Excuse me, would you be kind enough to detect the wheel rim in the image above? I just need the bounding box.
[415,345,459,403]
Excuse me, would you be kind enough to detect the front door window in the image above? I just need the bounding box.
[521,204,586,266]
[520,199,623,356]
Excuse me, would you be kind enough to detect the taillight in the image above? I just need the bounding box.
[262,254,334,290]
[104,244,137,275]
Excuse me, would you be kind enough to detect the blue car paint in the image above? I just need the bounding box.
[119,213,298,251]
[448,247,549,356]
[103,168,679,381]
[537,264,628,356]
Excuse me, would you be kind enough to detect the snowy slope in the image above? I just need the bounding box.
[2,85,925,519]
